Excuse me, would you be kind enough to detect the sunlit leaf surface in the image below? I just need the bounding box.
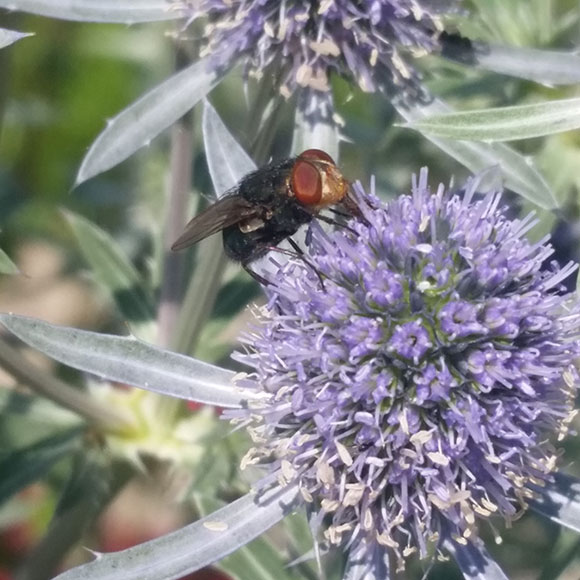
[476,44,580,86]
[77,58,223,184]
[0,27,33,48]
[396,98,558,209]
[0,314,259,408]
[53,485,299,580]
[407,98,580,142]
[195,495,301,580]
[203,99,257,197]
[0,0,179,22]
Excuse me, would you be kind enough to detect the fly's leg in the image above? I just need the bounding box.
[242,262,273,286]
[340,190,372,226]
[285,238,326,291]
[316,213,357,234]
[242,245,327,291]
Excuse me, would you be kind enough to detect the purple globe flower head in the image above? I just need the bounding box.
[228,169,580,573]
[177,0,462,98]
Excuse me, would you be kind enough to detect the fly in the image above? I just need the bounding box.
[171,149,357,284]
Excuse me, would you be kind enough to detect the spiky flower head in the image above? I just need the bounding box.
[176,1,462,97]
[230,170,580,571]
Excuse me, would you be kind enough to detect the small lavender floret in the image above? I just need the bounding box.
[231,169,580,570]
[176,0,462,97]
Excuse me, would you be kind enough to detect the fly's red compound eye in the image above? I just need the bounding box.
[298,149,335,165]
[291,159,322,205]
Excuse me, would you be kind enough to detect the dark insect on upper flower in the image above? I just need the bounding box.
[228,170,580,572]
[176,0,463,98]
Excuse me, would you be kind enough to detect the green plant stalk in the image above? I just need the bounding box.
[173,236,228,354]
[157,116,194,348]
[157,44,196,349]
[155,43,198,425]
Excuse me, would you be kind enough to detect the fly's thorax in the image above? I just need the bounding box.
[238,159,295,206]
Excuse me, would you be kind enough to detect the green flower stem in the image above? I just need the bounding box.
[173,236,228,354]
[157,117,194,347]
[157,46,195,348]
[0,335,135,434]
[155,44,199,426]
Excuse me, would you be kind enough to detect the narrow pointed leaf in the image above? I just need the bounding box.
[0,314,261,408]
[445,538,509,580]
[195,495,298,580]
[77,58,223,184]
[65,211,155,336]
[476,44,580,86]
[396,98,557,209]
[0,247,19,274]
[54,485,299,580]
[0,0,180,22]
[203,99,256,197]
[407,98,580,142]
[0,28,33,48]
[0,428,82,505]
[292,90,339,162]
[529,472,580,533]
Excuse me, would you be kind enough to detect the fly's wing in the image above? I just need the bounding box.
[171,195,258,251]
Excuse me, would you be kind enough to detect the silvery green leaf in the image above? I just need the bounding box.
[195,495,299,580]
[0,0,179,22]
[0,428,82,505]
[53,485,299,580]
[65,212,155,338]
[0,28,33,48]
[203,99,256,197]
[77,58,223,184]
[529,473,580,533]
[292,90,340,162]
[0,314,260,408]
[0,247,19,274]
[445,538,509,580]
[476,44,580,86]
[396,98,557,209]
[407,98,580,142]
